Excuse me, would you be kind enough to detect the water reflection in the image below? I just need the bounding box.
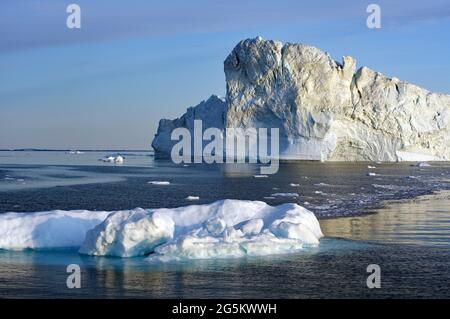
[321,191,450,247]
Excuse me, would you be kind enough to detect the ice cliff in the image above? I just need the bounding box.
[152,37,450,161]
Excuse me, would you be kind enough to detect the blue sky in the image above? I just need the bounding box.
[1,0,449,149]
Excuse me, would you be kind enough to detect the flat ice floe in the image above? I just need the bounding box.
[148,181,170,185]
[0,200,323,261]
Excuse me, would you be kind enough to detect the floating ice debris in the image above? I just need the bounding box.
[290,183,300,187]
[314,182,331,187]
[272,187,280,190]
[368,166,376,169]
[254,175,269,178]
[314,191,323,194]
[186,196,200,201]
[100,155,124,164]
[271,193,299,197]
[303,202,310,205]
[416,162,431,167]
[183,164,189,167]
[373,184,409,191]
[263,196,276,200]
[68,150,84,154]
[367,172,377,176]
[148,181,170,185]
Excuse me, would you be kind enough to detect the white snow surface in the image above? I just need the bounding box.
[0,200,323,261]
[0,210,111,250]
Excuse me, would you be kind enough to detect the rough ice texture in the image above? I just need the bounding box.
[0,200,322,260]
[151,95,227,158]
[80,199,323,260]
[0,210,110,250]
[152,37,450,161]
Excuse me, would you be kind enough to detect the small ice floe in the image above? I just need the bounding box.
[406,176,419,180]
[271,192,299,197]
[148,181,170,185]
[182,164,189,167]
[373,184,409,191]
[100,155,124,164]
[416,162,431,167]
[254,175,269,178]
[368,165,376,169]
[303,201,310,205]
[68,150,84,154]
[314,190,324,194]
[290,183,300,187]
[272,187,280,190]
[367,172,377,176]
[186,196,200,201]
[263,196,276,200]
[314,182,331,187]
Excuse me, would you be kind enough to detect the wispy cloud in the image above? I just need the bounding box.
[2,0,448,53]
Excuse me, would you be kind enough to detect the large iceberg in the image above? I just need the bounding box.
[152,37,450,161]
[0,200,323,260]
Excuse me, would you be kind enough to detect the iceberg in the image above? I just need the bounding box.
[0,200,323,260]
[152,37,450,162]
[80,199,322,260]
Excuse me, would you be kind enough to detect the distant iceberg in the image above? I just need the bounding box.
[0,200,323,261]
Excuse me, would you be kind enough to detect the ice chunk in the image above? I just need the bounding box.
[240,218,264,235]
[271,193,299,197]
[100,155,124,164]
[186,196,200,201]
[148,181,170,185]
[0,200,323,261]
[79,209,174,257]
[417,162,431,167]
[81,199,323,260]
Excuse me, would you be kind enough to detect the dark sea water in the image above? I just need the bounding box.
[0,151,450,298]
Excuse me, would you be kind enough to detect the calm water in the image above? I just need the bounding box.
[0,151,450,298]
